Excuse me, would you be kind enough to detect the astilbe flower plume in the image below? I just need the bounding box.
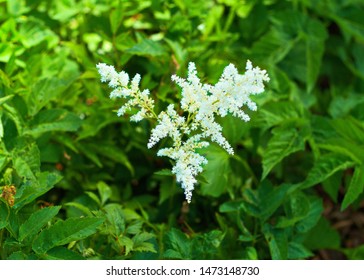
[97,60,269,203]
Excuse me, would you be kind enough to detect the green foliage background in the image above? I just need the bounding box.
[1,0,364,260]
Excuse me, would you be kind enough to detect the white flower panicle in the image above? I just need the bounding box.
[97,60,269,203]
[96,63,155,121]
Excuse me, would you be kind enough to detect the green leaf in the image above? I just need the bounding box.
[97,181,112,206]
[275,192,310,228]
[25,109,82,137]
[288,242,313,259]
[341,165,364,210]
[219,200,244,213]
[305,18,328,92]
[104,204,125,236]
[298,154,355,189]
[256,101,302,130]
[304,217,340,250]
[44,247,85,260]
[32,217,104,254]
[295,196,323,233]
[200,145,230,197]
[13,172,62,210]
[154,169,173,176]
[164,228,191,259]
[343,245,364,260]
[126,38,167,57]
[263,223,288,260]
[132,232,156,253]
[259,183,292,221]
[0,198,10,229]
[28,77,75,116]
[19,206,61,242]
[262,126,306,179]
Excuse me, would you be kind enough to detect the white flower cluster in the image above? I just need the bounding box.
[96,63,155,121]
[97,60,269,203]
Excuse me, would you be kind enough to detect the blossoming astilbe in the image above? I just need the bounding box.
[97,60,269,203]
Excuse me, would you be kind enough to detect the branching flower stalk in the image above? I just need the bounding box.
[97,61,269,203]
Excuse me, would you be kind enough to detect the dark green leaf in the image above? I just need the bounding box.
[32,217,104,254]
[19,206,61,242]
[341,165,364,210]
[0,198,10,229]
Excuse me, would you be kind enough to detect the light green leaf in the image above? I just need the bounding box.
[19,206,61,242]
[97,181,112,206]
[126,39,167,57]
[341,165,364,210]
[32,217,104,254]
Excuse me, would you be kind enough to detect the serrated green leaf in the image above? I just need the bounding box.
[13,172,62,210]
[262,126,306,179]
[118,236,134,255]
[19,206,61,242]
[104,204,125,236]
[341,165,364,210]
[164,228,191,259]
[32,217,104,254]
[298,154,355,189]
[132,232,156,253]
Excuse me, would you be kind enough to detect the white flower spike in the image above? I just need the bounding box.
[97,60,269,203]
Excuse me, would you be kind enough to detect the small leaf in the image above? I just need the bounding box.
[97,181,112,206]
[32,217,104,254]
[341,165,364,210]
[19,206,61,242]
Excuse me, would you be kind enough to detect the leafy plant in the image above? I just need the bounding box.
[1,0,364,260]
